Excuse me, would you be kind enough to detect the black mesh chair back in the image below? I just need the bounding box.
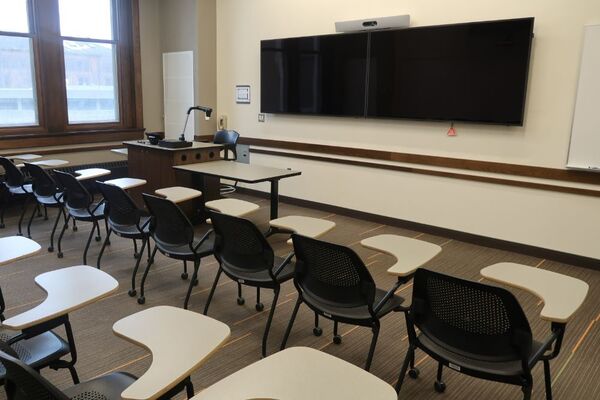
[291,234,377,310]
[0,350,69,400]
[53,170,92,210]
[143,193,194,248]
[97,181,142,227]
[213,130,239,160]
[0,157,26,188]
[209,210,274,274]
[23,163,59,198]
[411,268,533,362]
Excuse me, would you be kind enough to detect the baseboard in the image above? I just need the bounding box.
[237,187,599,270]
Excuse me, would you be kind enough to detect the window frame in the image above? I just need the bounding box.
[0,0,143,148]
[0,0,45,132]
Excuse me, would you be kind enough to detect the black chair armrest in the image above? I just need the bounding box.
[273,252,294,277]
[89,199,105,215]
[528,324,564,368]
[373,280,404,315]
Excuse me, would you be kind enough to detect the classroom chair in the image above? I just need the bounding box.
[395,268,561,400]
[0,157,35,236]
[139,194,214,308]
[213,129,240,194]
[281,234,405,371]
[203,211,295,357]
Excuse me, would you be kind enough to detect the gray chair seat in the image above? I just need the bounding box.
[111,216,151,238]
[7,184,32,195]
[0,331,70,380]
[303,289,405,323]
[67,202,105,220]
[63,371,137,400]
[417,334,547,378]
[222,256,295,286]
[158,233,215,260]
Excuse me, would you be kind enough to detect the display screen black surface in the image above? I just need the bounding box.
[261,32,368,116]
[260,18,534,125]
[367,18,534,125]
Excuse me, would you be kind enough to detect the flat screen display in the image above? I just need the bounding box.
[261,32,368,116]
[367,18,534,125]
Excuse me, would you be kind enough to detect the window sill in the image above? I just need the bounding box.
[0,127,144,150]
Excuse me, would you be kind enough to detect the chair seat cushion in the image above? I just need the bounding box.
[302,288,405,323]
[0,331,70,380]
[417,334,546,378]
[158,232,215,260]
[35,192,63,206]
[7,184,32,195]
[222,256,295,286]
[111,216,151,238]
[67,202,105,220]
[63,371,137,400]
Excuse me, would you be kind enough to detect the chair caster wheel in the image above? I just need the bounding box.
[57,252,64,258]
[72,226,78,231]
[313,327,323,337]
[333,335,342,345]
[137,296,145,305]
[106,240,111,245]
[434,381,446,393]
[255,302,264,312]
[181,272,188,280]
[237,297,245,305]
[16,233,23,236]
[95,236,101,242]
[134,252,140,259]
[408,368,420,379]
[48,246,54,252]
[128,289,137,297]
[193,279,199,286]
[27,235,32,239]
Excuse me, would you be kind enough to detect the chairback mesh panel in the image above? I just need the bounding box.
[292,234,375,308]
[71,391,108,400]
[210,211,273,271]
[97,182,141,227]
[426,275,511,336]
[412,269,532,361]
[143,194,194,247]
[24,164,59,198]
[54,171,91,210]
[0,351,68,400]
[0,157,25,187]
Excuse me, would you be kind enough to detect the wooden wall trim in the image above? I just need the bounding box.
[227,137,600,186]
[236,186,600,270]
[250,148,600,197]
[0,129,144,150]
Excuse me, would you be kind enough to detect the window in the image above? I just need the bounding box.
[0,0,38,127]
[59,0,119,123]
[0,0,142,147]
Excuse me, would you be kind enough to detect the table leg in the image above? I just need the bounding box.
[270,179,279,220]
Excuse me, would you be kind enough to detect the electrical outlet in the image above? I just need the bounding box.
[258,113,265,122]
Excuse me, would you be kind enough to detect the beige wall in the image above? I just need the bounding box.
[138,0,217,135]
[216,0,600,258]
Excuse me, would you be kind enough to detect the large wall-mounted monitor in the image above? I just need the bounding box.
[260,18,534,126]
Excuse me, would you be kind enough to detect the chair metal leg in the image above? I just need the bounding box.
[182,260,188,280]
[183,259,201,310]
[96,228,112,269]
[72,218,77,231]
[94,220,102,242]
[26,201,37,238]
[261,287,280,358]
[57,214,71,258]
[364,321,380,371]
[313,312,322,336]
[395,345,415,393]
[281,296,301,350]
[48,207,64,252]
[82,221,97,265]
[434,362,446,393]
[185,377,194,398]
[133,239,139,259]
[237,282,244,305]
[43,205,48,220]
[522,383,532,400]
[203,268,223,315]
[333,320,342,344]
[138,245,158,305]
[129,237,147,297]
[17,196,29,236]
[543,359,553,400]
[35,203,42,217]
[256,287,264,311]
[103,218,110,244]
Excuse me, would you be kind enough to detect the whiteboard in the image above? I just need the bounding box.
[163,51,195,140]
[567,25,600,171]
